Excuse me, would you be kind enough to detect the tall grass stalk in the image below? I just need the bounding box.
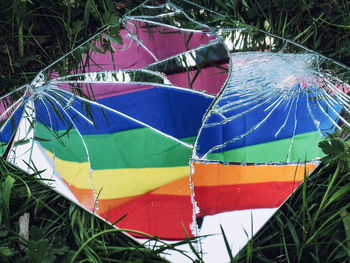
[0,1,350,262]
[234,136,350,262]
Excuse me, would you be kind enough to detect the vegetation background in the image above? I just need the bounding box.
[0,0,349,262]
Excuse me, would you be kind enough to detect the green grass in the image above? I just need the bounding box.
[0,159,203,262]
[1,136,348,262]
[234,135,350,262]
[1,0,350,262]
[190,0,350,67]
[1,0,349,94]
[0,0,134,94]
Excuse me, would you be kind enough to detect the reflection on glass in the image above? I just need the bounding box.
[1,0,350,262]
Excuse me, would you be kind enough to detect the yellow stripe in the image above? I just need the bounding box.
[46,151,189,199]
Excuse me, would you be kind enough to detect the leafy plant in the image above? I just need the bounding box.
[0,0,130,94]
[0,158,177,262]
[234,136,350,262]
[190,0,350,67]
[1,1,350,262]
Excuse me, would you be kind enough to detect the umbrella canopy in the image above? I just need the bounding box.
[1,0,350,261]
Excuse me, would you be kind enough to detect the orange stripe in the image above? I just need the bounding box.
[64,163,317,211]
[63,178,140,214]
[192,162,316,186]
[152,162,316,195]
[151,176,192,195]
[63,179,95,211]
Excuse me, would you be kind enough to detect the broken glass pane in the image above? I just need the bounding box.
[2,0,350,262]
[0,86,29,157]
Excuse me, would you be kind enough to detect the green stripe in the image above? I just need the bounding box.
[207,131,324,163]
[0,146,5,157]
[35,123,196,169]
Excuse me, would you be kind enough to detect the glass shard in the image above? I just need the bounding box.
[2,0,350,262]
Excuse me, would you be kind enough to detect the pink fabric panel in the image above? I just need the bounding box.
[167,63,228,95]
[56,83,155,100]
[125,22,215,60]
[81,30,157,72]
[81,26,214,72]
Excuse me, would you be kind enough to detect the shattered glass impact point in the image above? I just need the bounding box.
[1,0,350,262]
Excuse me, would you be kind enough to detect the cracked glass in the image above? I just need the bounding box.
[2,0,350,262]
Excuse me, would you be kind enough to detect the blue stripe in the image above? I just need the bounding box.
[0,106,23,145]
[35,86,213,139]
[196,87,342,157]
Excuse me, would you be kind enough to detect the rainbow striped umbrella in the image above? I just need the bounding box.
[1,0,349,261]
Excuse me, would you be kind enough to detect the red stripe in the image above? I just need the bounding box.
[99,181,301,239]
[195,181,302,217]
[100,194,193,240]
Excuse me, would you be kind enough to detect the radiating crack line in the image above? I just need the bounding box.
[45,90,94,126]
[42,92,98,212]
[286,95,299,162]
[0,97,24,121]
[21,100,37,168]
[124,17,209,34]
[121,20,158,61]
[0,85,27,101]
[52,68,170,83]
[204,91,282,128]
[47,81,215,98]
[219,89,277,113]
[311,70,350,101]
[50,87,193,149]
[320,77,350,107]
[263,91,290,112]
[275,96,296,137]
[48,80,215,99]
[219,95,271,114]
[39,98,57,179]
[312,93,342,130]
[123,0,149,16]
[318,87,350,114]
[6,100,30,162]
[141,3,168,9]
[0,98,25,135]
[124,11,182,20]
[145,39,222,69]
[203,89,293,159]
[313,87,350,128]
[306,91,324,138]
